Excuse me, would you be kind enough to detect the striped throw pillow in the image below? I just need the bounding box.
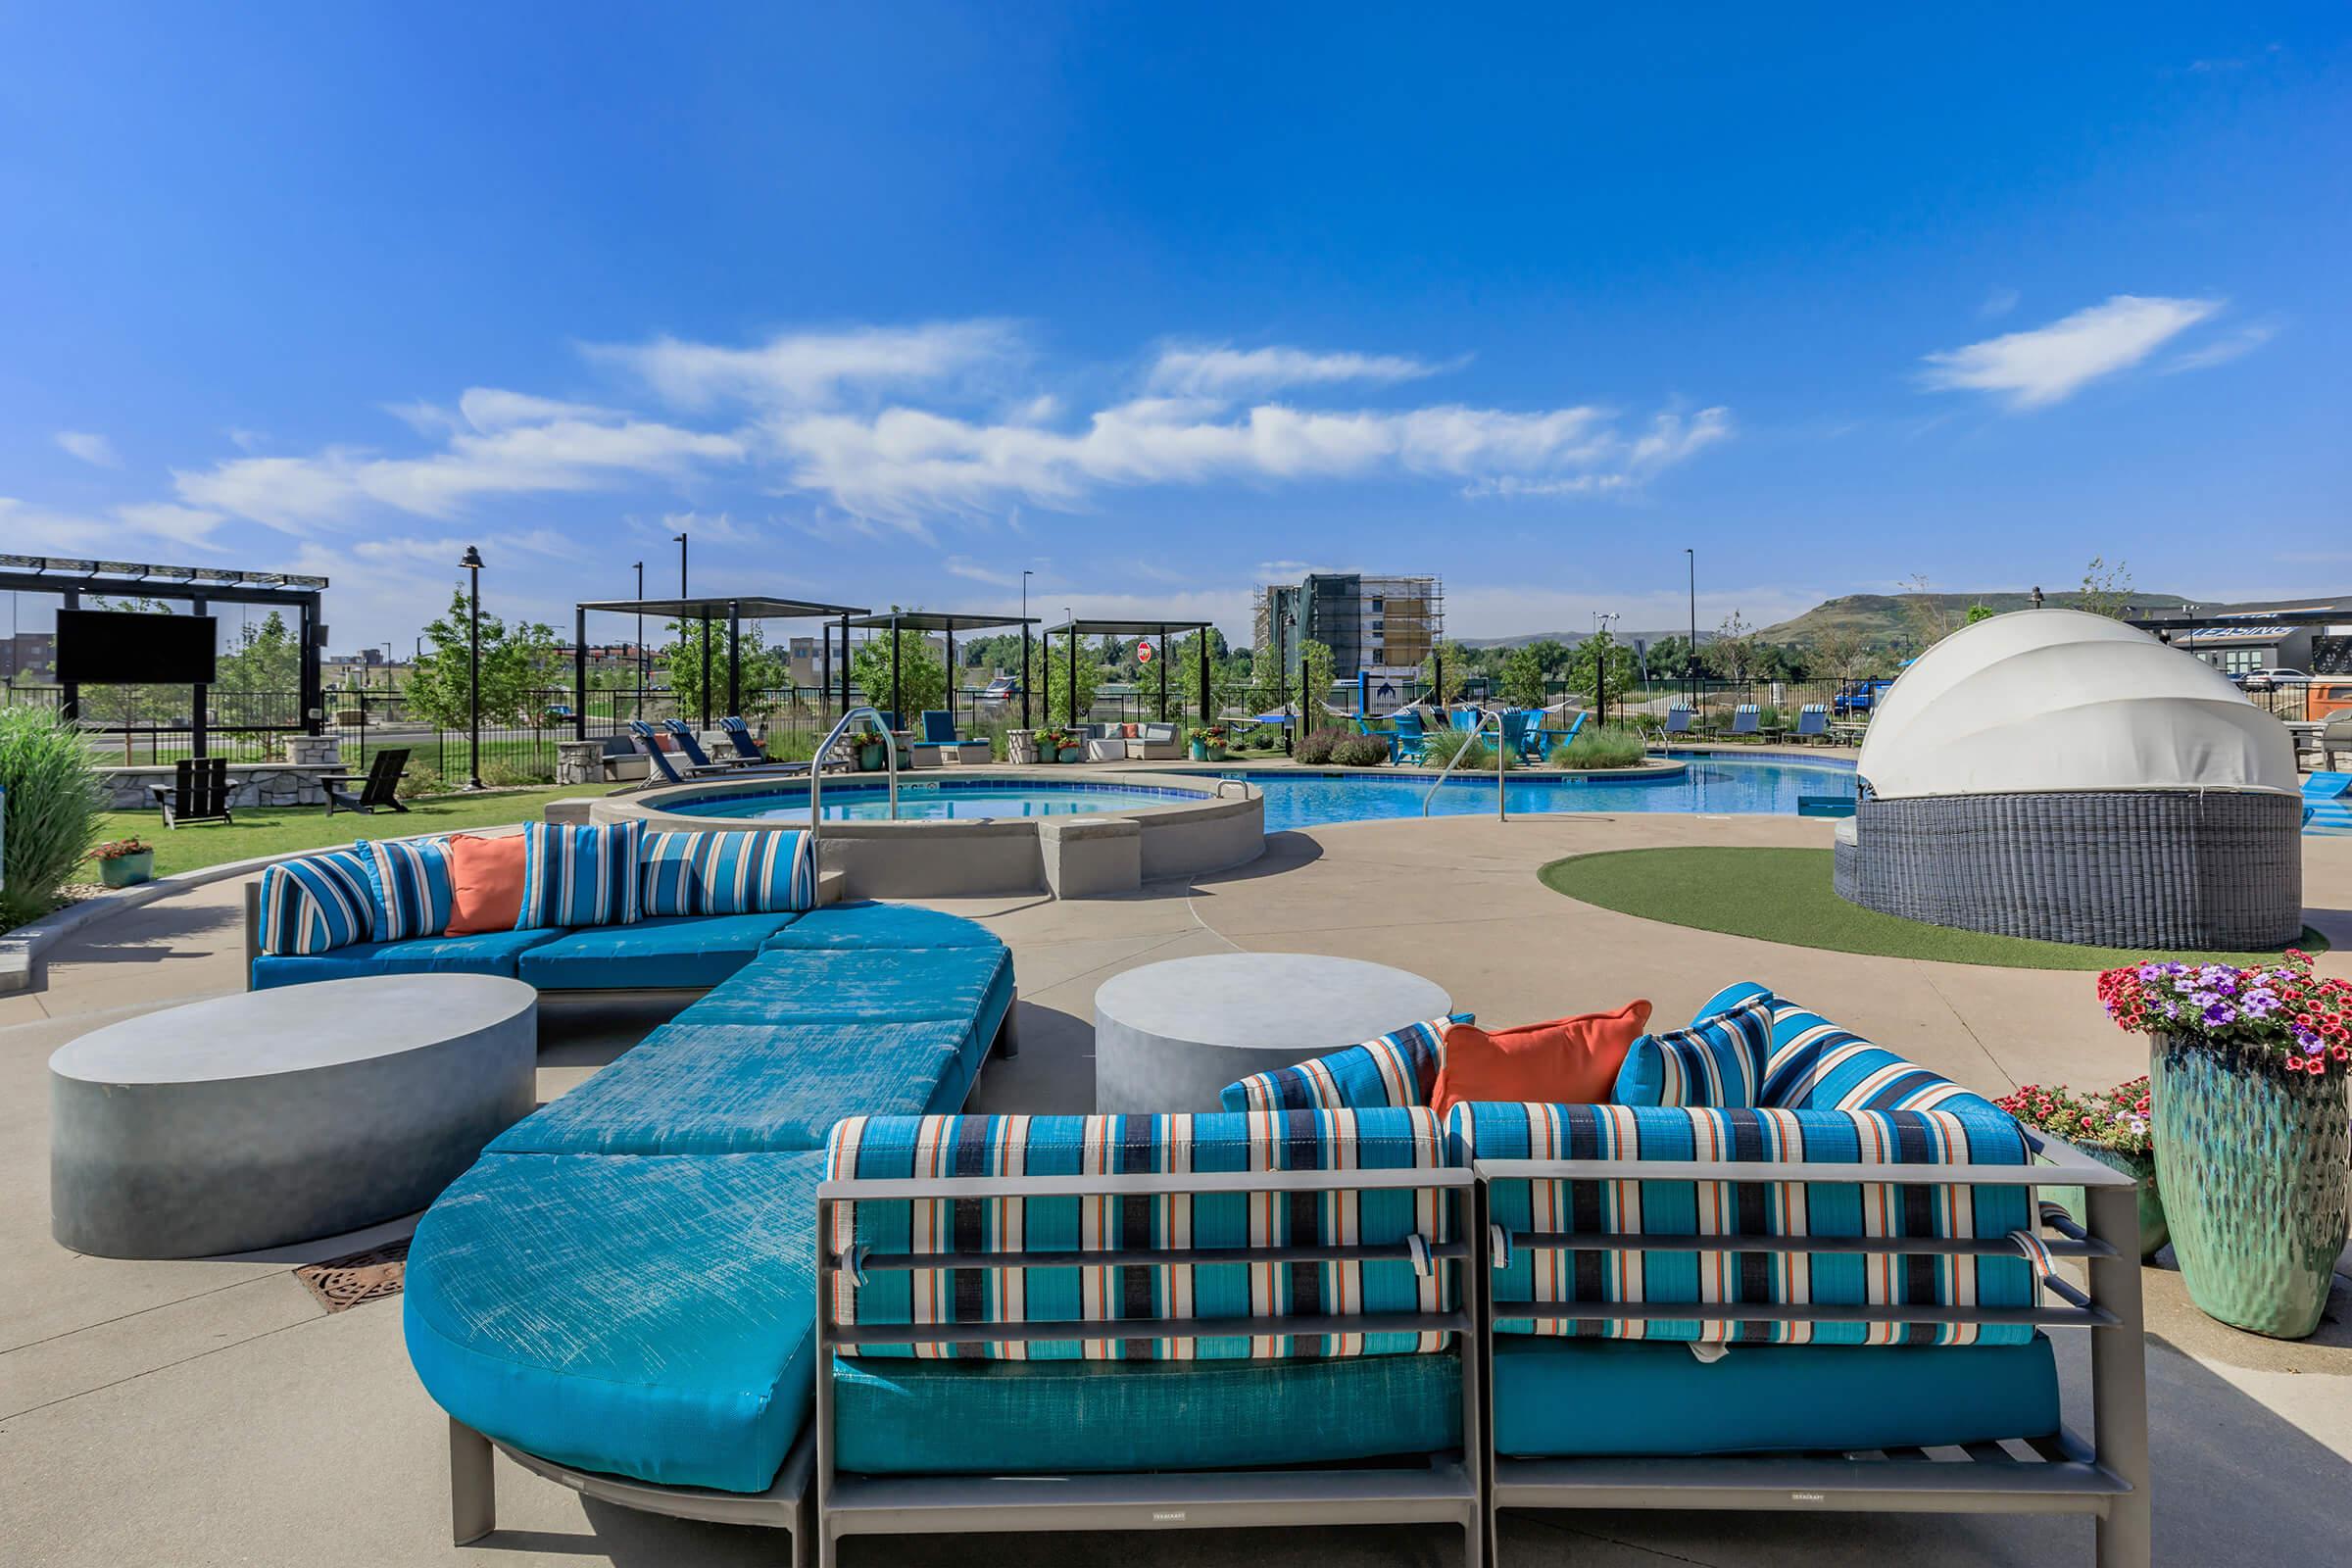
[1613,993,1774,1107]
[1218,1015,1469,1112]
[515,819,641,930]
[359,837,455,943]
[639,829,816,916]
[256,850,376,955]
[1759,1001,2005,1117]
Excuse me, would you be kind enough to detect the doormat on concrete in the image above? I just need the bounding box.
[295,1238,410,1313]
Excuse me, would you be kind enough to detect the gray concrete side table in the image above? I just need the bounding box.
[51,973,537,1259]
[1093,954,1452,1113]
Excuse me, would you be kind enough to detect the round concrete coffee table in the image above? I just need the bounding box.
[1093,954,1452,1113]
[50,973,538,1259]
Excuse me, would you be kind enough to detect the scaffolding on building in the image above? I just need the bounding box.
[1253,574,1442,679]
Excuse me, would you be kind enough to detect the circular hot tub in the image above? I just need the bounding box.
[595,771,1263,900]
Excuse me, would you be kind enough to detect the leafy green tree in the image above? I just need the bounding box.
[212,611,299,694]
[2078,557,2134,619]
[1297,638,1336,714]
[1965,603,1997,626]
[664,619,792,718]
[848,625,947,720]
[1163,628,1242,718]
[406,590,566,729]
[1645,634,1696,685]
[1806,628,1874,687]
[1703,611,1759,685]
[1567,631,1638,710]
[1419,639,1471,706]
[1497,639,1570,708]
[1037,638,1103,725]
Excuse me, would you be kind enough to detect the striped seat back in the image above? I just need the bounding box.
[638,828,815,916]
[823,1108,1460,1360]
[256,849,376,955]
[1447,1101,2037,1347]
[1217,1016,1464,1112]
[1760,1001,2006,1116]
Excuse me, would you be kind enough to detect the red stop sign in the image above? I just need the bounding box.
[1136,639,1154,663]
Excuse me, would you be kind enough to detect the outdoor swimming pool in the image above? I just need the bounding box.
[1230,757,1859,833]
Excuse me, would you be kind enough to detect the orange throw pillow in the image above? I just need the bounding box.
[444,833,528,935]
[1431,1001,1653,1115]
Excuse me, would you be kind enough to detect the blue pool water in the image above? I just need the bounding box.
[1234,758,1857,833]
[663,779,1213,823]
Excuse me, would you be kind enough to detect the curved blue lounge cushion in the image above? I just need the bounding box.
[403,1151,821,1494]
[250,926,564,990]
[489,1017,983,1156]
[515,911,806,991]
[689,945,1012,1030]
[831,1351,1462,1476]
[1492,1334,2059,1457]
[1690,980,2008,1118]
[760,901,1004,951]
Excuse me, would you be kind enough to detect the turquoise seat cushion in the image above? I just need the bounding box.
[690,946,1012,1028]
[403,1151,821,1494]
[1492,1335,2059,1457]
[515,911,806,991]
[831,1351,1461,1475]
[250,926,563,989]
[489,1018,975,1155]
[760,902,1004,951]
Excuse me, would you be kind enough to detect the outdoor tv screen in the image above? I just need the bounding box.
[54,610,219,685]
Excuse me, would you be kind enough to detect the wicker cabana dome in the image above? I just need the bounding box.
[1857,610,2297,800]
[1838,609,2303,948]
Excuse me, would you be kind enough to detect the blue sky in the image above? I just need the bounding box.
[3,5,2345,649]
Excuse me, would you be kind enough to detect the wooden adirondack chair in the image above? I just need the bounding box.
[149,758,234,828]
[323,748,412,816]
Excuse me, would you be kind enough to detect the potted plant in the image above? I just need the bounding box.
[1058,728,1086,762]
[1188,724,1228,761]
[1032,727,1064,763]
[858,739,887,771]
[93,837,156,888]
[2096,952,2352,1338]
[1992,1078,2167,1259]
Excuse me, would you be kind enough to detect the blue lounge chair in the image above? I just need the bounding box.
[1388,709,1429,763]
[629,720,727,782]
[915,709,993,764]
[662,718,756,771]
[1535,710,1587,760]
[717,715,767,761]
[1730,703,1762,739]
[1794,702,1830,743]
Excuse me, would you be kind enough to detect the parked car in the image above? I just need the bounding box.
[1831,677,1896,716]
[2239,668,2311,690]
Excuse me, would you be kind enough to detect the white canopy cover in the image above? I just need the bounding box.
[1856,609,2298,800]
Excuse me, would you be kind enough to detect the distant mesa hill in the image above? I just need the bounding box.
[1458,628,1702,650]
[1757,591,2192,646]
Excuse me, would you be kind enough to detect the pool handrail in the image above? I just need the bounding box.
[808,707,899,844]
[1421,704,1509,821]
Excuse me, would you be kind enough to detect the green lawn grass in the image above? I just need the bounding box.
[1540,847,2326,970]
[90,783,631,877]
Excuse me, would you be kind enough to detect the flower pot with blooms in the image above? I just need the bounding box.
[1993,1079,2166,1259]
[2097,952,2352,1338]
[1035,728,1072,763]
[92,838,156,888]
[1188,724,1228,761]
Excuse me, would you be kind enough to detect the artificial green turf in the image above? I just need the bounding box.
[89,782,631,878]
[1539,847,2327,970]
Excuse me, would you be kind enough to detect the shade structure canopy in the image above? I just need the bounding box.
[1039,617,1213,638]
[847,611,1036,632]
[578,595,867,620]
[1856,610,2299,801]
[1041,615,1219,725]
[573,594,870,735]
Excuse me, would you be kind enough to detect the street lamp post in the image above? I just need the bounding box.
[1592,611,1619,725]
[460,546,485,790]
[1685,547,1697,713]
[1021,569,1034,729]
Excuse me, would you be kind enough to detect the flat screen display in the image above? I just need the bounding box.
[54,610,219,685]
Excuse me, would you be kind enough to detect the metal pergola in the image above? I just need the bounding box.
[1039,616,1218,726]
[846,611,1039,728]
[572,595,868,735]
[0,554,330,754]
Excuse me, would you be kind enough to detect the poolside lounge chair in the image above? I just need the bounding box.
[1536,710,1587,760]
[1729,703,1762,738]
[322,748,412,816]
[1642,707,1693,748]
[663,718,760,770]
[1387,709,1429,763]
[912,709,993,766]
[629,721,730,782]
[717,715,767,761]
[1794,702,1830,743]
[148,757,234,828]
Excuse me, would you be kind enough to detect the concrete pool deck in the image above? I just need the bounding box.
[3,811,2348,1566]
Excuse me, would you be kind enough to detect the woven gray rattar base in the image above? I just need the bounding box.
[1837,789,2303,949]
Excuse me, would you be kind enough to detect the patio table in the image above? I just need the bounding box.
[1092,953,1452,1112]
[50,973,536,1258]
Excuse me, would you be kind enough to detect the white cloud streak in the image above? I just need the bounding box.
[55,431,121,467]
[1146,344,1456,397]
[1920,295,2223,410]
[591,321,1022,412]
[2162,321,2278,373]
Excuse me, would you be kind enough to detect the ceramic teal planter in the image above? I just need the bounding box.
[2149,1034,2351,1340]
[2037,1147,2167,1260]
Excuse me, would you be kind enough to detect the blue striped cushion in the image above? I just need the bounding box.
[1217,1015,1468,1112]
[255,850,376,955]
[823,1108,1457,1361]
[359,837,455,943]
[1445,1100,2036,1347]
[515,820,641,930]
[1615,994,1773,1107]
[1760,1002,2006,1117]
[639,830,816,916]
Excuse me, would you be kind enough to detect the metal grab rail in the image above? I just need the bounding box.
[1420,705,1509,820]
[808,705,898,841]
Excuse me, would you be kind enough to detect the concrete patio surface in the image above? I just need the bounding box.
[4,811,2348,1566]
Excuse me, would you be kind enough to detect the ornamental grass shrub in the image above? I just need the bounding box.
[0,705,100,926]
[1330,733,1393,766]
[1418,727,1505,770]
[1294,727,1348,764]
[1548,725,1648,769]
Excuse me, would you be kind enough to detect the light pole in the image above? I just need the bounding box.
[1592,611,1619,725]
[673,533,688,596]
[460,546,485,790]
[1020,568,1035,729]
[1685,547,1697,713]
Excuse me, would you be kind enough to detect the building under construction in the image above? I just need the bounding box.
[1254,573,1443,700]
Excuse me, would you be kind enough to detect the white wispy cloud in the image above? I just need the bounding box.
[591,321,1022,412]
[1146,344,1456,398]
[942,556,1020,588]
[1978,287,2020,319]
[1466,408,1731,498]
[1920,294,2223,410]
[2162,320,2278,373]
[55,430,121,467]
[0,497,226,555]
[351,529,573,566]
